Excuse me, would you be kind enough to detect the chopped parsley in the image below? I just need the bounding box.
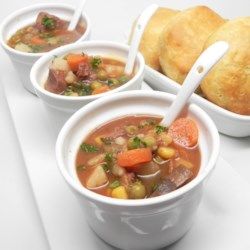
[42,16,56,30]
[78,84,92,96]
[91,56,102,69]
[100,153,114,172]
[155,125,166,134]
[65,83,92,96]
[80,143,99,153]
[105,153,113,165]
[129,136,147,149]
[102,163,109,172]
[109,180,120,189]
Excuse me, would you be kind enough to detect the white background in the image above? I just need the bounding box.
[0,0,249,250]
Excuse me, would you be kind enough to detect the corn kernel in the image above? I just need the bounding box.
[111,186,128,199]
[157,147,176,160]
[95,136,103,146]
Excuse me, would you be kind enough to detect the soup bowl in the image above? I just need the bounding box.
[30,41,145,132]
[56,90,220,250]
[0,3,91,94]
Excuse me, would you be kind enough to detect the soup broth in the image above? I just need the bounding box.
[76,115,201,199]
[44,53,133,96]
[8,12,85,53]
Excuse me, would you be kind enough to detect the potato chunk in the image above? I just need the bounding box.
[111,164,125,177]
[86,165,108,189]
[65,71,77,84]
[50,57,70,71]
[14,43,32,53]
[102,64,124,77]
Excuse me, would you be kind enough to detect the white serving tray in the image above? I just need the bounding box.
[145,66,250,138]
[2,68,250,250]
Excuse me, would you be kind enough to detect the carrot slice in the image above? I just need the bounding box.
[168,118,198,147]
[66,54,88,71]
[30,36,46,45]
[117,148,152,168]
[92,85,110,95]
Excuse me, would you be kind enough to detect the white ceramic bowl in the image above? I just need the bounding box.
[30,41,145,132]
[145,66,250,137]
[56,90,220,250]
[0,3,91,94]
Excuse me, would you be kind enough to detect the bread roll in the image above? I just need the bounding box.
[130,7,178,71]
[201,17,250,115]
[159,6,225,83]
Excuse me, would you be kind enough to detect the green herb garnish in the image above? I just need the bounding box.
[109,180,120,189]
[78,84,92,96]
[91,56,102,69]
[42,16,56,30]
[102,163,110,172]
[105,153,113,165]
[100,137,112,145]
[80,143,99,153]
[128,136,147,149]
[155,125,166,134]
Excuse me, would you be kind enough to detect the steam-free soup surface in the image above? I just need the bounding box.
[44,53,133,96]
[76,115,200,199]
[8,12,85,53]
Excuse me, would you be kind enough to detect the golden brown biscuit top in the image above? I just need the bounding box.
[159,5,225,83]
[201,17,250,115]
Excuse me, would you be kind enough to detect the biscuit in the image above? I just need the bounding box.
[201,17,250,115]
[159,6,225,83]
[130,7,178,71]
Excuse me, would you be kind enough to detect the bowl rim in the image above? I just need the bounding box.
[145,66,250,121]
[55,90,220,207]
[0,3,91,58]
[30,40,145,102]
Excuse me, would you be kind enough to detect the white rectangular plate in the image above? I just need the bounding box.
[2,69,250,250]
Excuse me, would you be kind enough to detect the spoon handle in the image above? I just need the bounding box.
[161,41,229,127]
[124,4,158,75]
[68,0,86,31]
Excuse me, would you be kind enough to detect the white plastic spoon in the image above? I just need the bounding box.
[68,0,86,31]
[124,4,158,75]
[161,41,229,127]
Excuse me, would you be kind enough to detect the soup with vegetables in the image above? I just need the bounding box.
[8,12,85,53]
[76,115,201,199]
[44,53,133,96]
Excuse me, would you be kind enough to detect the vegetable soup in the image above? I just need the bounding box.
[8,12,85,53]
[44,53,133,96]
[76,115,201,199]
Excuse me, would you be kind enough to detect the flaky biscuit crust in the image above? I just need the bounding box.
[159,6,225,83]
[201,17,250,115]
